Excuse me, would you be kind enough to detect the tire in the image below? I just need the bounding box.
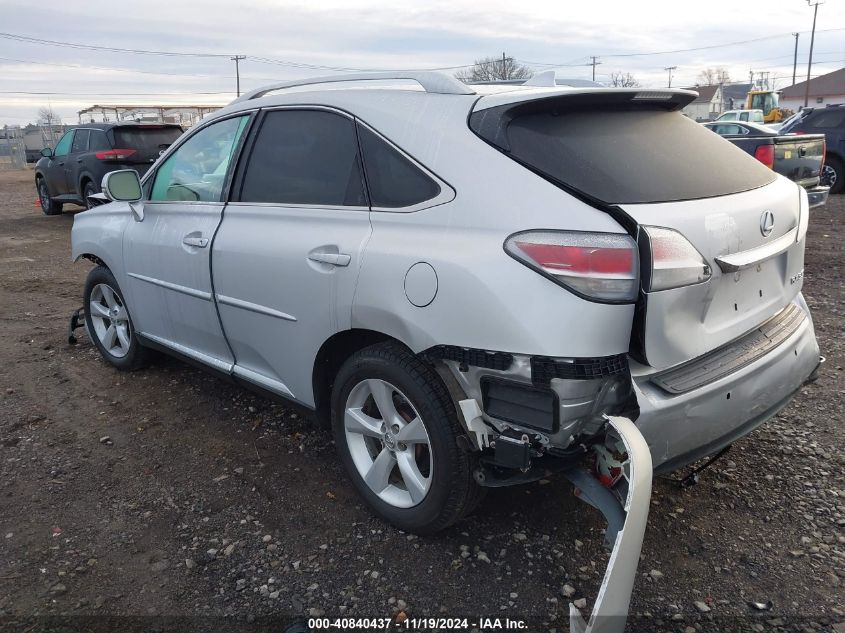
[331,342,481,534]
[37,178,62,216]
[83,180,98,209]
[824,155,843,194]
[83,266,149,371]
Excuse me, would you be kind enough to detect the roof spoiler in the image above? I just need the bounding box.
[470,89,698,151]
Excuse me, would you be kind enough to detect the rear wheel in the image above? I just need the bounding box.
[84,266,148,371]
[83,181,98,209]
[823,155,843,194]
[331,342,480,534]
[37,178,62,216]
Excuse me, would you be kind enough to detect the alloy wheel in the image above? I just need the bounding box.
[822,164,837,188]
[39,182,51,210]
[344,379,433,508]
[88,283,131,358]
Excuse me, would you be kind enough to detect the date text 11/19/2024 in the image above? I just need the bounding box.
[308,617,528,630]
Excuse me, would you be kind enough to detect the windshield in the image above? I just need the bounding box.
[473,105,777,204]
[750,93,779,116]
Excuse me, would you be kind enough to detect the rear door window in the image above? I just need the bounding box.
[237,109,366,207]
[475,105,777,204]
[71,129,90,153]
[357,125,441,208]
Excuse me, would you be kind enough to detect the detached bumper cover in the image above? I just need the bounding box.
[565,415,652,633]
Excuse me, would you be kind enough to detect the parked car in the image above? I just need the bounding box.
[779,103,845,194]
[70,73,823,630]
[702,120,828,207]
[34,122,184,215]
[715,108,764,123]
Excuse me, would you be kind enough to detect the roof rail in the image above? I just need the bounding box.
[231,71,475,103]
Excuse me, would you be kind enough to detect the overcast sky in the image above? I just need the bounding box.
[1,0,844,126]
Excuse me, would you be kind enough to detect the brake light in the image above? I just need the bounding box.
[95,149,137,161]
[504,231,639,302]
[754,144,775,169]
[642,227,711,292]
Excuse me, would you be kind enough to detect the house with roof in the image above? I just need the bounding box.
[681,84,723,121]
[780,67,845,111]
[721,83,752,111]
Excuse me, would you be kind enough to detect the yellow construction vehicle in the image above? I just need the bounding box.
[745,89,793,123]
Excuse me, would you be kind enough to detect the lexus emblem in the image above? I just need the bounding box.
[760,210,775,237]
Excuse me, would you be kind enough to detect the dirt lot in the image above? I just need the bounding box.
[0,168,843,633]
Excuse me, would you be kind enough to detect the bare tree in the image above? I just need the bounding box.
[37,106,62,147]
[37,106,60,127]
[456,54,533,83]
[610,71,640,87]
[696,66,731,86]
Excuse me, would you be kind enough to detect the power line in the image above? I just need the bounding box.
[0,91,233,96]
[0,31,234,57]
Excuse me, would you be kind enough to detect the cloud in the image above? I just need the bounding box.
[1,0,843,123]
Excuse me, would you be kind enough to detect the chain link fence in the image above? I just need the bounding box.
[1,125,28,170]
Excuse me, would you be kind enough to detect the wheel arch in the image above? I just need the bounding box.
[312,329,405,426]
[79,172,95,194]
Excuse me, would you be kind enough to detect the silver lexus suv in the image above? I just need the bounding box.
[71,72,821,536]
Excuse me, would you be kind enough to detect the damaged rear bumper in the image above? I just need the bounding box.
[632,295,820,472]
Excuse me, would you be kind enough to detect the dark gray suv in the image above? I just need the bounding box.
[34,122,183,214]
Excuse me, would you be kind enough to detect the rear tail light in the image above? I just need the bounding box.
[504,231,639,302]
[95,149,137,161]
[754,144,775,169]
[642,226,711,292]
[820,139,826,172]
[797,188,810,243]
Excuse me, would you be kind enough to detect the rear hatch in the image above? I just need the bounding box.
[471,88,808,370]
[107,125,184,175]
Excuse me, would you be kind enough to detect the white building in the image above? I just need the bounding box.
[779,67,845,112]
[680,84,723,122]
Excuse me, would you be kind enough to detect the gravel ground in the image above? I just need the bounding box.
[0,169,843,633]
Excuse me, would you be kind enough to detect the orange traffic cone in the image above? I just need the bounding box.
[34,197,42,209]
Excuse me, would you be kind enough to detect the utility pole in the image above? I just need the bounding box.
[589,56,601,82]
[231,55,246,97]
[792,32,800,85]
[804,0,823,107]
[664,66,677,88]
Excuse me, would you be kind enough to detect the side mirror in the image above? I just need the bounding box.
[102,170,142,202]
[40,147,53,158]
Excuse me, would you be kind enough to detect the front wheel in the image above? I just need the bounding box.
[37,179,62,216]
[331,342,481,534]
[84,266,149,370]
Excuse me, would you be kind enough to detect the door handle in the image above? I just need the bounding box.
[182,236,209,248]
[307,252,351,267]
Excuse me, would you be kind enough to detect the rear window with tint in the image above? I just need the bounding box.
[112,126,183,154]
[357,126,441,208]
[478,106,777,204]
[807,111,845,129]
